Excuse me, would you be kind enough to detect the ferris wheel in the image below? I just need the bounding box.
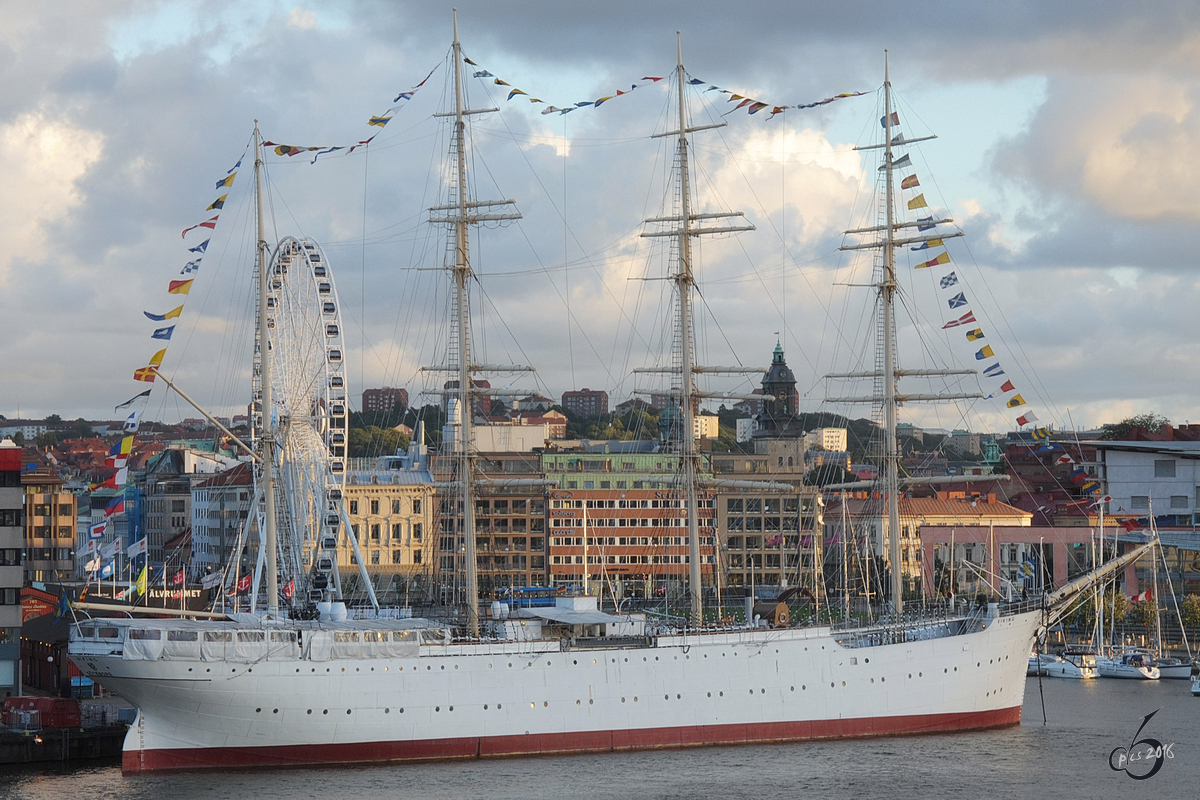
[255,236,348,607]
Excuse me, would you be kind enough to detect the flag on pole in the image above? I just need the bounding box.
[127,537,148,558]
[135,564,148,597]
[942,311,976,329]
[283,579,295,600]
[88,521,107,541]
[1016,412,1039,426]
[1006,394,1026,408]
[171,568,185,586]
[115,389,151,410]
[200,572,223,589]
[236,573,253,593]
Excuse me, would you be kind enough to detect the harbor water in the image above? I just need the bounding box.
[2,678,1195,799]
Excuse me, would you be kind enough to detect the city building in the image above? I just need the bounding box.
[754,342,802,437]
[694,410,719,440]
[0,421,47,441]
[823,491,1032,594]
[430,448,548,601]
[1091,440,1200,525]
[716,487,822,591]
[0,439,22,696]
[22,462,76,582]
[548,488,716,599]
[561,388,609,417]
[137,446,236,563]
[919,524,1110,599]
[361,387,409,415]
[190,462,254,579]
[804,428,848,453]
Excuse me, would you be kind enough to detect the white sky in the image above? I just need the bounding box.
[4,1,1200,434]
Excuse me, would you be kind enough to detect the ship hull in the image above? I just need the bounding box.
[73,610,1039,774]
[123,705,1022,773]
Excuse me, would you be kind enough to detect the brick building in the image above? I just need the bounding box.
[561,388,609,417]
[361,387,409,415]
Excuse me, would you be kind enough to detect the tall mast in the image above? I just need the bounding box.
[880,55,901,615]
[674,35,703,625]
[425,9,524,637]
[451,11,479,638]
[254,122,280,618]
[638,34,755,624]
[832,52,976,618]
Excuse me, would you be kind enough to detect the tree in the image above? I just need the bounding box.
[1126,600,1157,628]
[1099,412,1170,441]
[43,413,62,425]
[1180,594,1200,629]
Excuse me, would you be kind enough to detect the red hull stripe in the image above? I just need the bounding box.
[124,706,1022,774]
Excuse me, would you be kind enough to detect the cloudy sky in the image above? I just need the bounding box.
[4,0,1200,435]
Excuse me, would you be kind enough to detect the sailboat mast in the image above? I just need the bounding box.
[450,11,481,638]
[673,34,703,625]
[254,122,280,618]
[880,53,903,616]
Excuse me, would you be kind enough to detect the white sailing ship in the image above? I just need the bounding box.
[69,21,1143,774]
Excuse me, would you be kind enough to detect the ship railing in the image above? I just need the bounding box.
[834,605,965,649]
[3,708,41,734]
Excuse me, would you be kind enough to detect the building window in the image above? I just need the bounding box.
[413,500,421,514]
[392,550,403,564]
[413,523,422,541]
[392,523,402,539]
[1170,495,1189,509]
[371,524,381,541]
[413,550,422,565]
[1131,496,1149,510]
[371,499,380,515]
[1155,460,1176,478]
[370,551,380,565]
[392,499,401,514]
[349,500,359,515]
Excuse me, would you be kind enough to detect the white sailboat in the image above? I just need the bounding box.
[68,27,1144,774]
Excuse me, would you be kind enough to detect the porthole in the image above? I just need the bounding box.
[530,703,535,709]
[831,682,835,688]
[707,692,711,697]
[576,700,580,705]
[484,705,488,710]
[665,694,670,700]
[322,710,328,715]
[400,708,405,713]
[450,706,454,711]
[346,709,352,715]
[749,690,754,695]
[255,708,262,713]
[908,674,912,679]
[306,710,312,715]
[543,702,547,707]
[719,691,724,697]
[802,685,806,690]
[497,704,501,710]
[436,706,440,712]
[273,709,278,714]
[573,660,578,665]
[384,708,390,714]
[871,678,874,684]
[841,681,846,687]
[589,700,593,705]
[789,687,794,692]
[676,694,681,699]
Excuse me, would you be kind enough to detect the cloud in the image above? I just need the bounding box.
[0,111,104,285]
